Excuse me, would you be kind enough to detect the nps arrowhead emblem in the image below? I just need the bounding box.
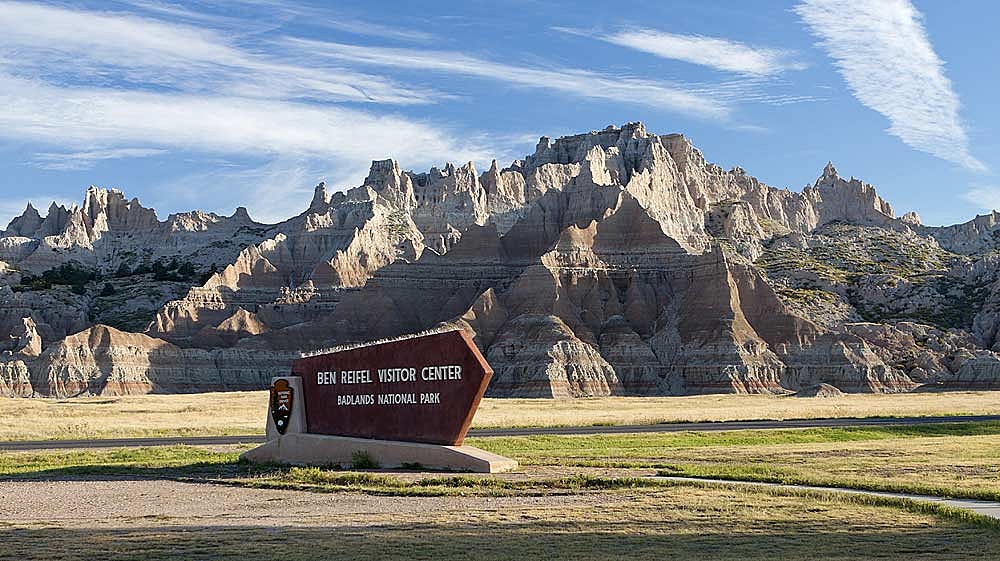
[269,378,294,435]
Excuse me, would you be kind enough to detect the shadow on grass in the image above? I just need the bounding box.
[0,459,277,483]
[1,518,997,561]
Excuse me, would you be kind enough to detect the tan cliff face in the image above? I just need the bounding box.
[4,122,1000,397]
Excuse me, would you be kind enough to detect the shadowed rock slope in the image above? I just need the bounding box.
[4,122,1000,397]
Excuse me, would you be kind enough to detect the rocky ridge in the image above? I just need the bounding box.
[4,122,1000,397]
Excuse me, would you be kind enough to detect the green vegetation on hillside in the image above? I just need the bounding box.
[15,262,96,292]
[756,222,990,328]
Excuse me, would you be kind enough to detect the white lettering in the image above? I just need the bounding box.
[377,368,417,383]
[337,394,374,406]
[377,393,417,405]
[421,365,462,381]
[339,369,373,384]
[420,392,441,404]
[317,371,337,385]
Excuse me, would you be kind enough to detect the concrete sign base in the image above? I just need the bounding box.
[240,433,518,473]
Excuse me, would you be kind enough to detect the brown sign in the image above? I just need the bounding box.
[292,330,493,445]
[270,379,294,435]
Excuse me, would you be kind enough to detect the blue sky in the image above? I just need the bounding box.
[1,0,998,227]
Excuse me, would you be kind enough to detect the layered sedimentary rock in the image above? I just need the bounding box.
[219,184,907,398]
[29,325,293,397]
[7,122,1000,397]
[147,182,425,346]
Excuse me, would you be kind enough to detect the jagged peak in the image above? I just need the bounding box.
[364,158,400,185]
[618,121,648,138]
[3,202,44,237]
[309,182,329,210]
[819,161,839,184]
[231,206,252,221]
[901,211,922,226]
[522,121,663,172]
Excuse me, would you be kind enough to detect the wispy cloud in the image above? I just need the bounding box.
[146,157,324,223]
[0,72,491,170]
[962,187,1000,213]
[795,0,985,172]
[0,1,498,223]
[317,18,436,43]
[31,148,168,171]
[0,0,435,105]
[558,27,804,76]
[283,37,731,120]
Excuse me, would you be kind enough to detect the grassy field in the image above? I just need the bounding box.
[473,391,1000,427]
[0,391,268,441]
[3,485,997,561]
[3,422,1000,560]
[470,422,1000,501]
[3,422,999,501]
[3,390,1000,441]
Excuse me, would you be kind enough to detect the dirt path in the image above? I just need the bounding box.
[0,479,623,528]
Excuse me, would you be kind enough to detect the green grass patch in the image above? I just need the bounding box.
[243,469,675,497]
[468,421,1000,462]
[655,465,1000,502]
[708,482,1000,531]
[0,445,249,479]
[3,422,999,507]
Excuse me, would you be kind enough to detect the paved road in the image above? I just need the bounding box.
[2,414,998,451]
[653,476,1000,521]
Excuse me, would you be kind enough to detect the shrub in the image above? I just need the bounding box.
[177,261,196,278]
[42,262,96,285]
[19,262,95,290]
[351,450,380,470]
[100,282,116,297]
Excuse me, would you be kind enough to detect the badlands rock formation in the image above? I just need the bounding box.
[4,122,1000,397]
[3,187,266,275]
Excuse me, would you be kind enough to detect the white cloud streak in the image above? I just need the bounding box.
[962,188,1000,213]
[30,148,168,171]
[147,157,373,224]
[316,18,436,43]
[0,0,435,104]
[795,0,985,172]
[0,72,491,167]
[561,27,804,76]
[0,1,499,223]
[283,38,731,120]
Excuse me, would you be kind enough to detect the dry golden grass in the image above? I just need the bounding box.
[2,486,997,560]
[2,390,1000,441]
[0,391,268,441]
[472,392,1000,427]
